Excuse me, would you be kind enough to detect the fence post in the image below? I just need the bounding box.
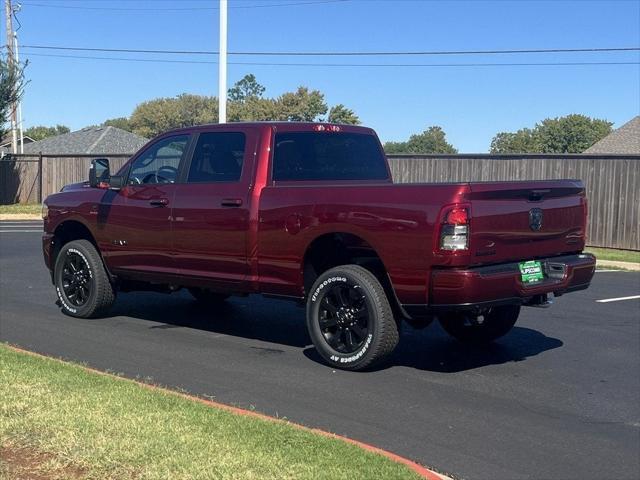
[38,152,43,203]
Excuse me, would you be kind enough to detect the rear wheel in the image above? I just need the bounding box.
[188,288,229,305]
[306,265,399,371]
[438,305,520,344]
[54,239,115,318]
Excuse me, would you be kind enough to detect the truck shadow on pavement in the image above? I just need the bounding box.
[109,291,563,373]
[386,324,563,373]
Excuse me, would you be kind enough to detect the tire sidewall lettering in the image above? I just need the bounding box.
[329,333,373,364]
[309,272,377,366]
[311,276,347,303]
[56,246,93,314]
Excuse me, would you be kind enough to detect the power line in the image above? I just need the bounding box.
[20,44,640,57]
[22,52,640,68]
[20,0,350,11]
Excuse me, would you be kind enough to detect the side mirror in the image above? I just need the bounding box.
[89,158,110,188]
[109,175,125,190]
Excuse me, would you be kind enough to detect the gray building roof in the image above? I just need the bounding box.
[21,126,148,155]
[584,116,640,154]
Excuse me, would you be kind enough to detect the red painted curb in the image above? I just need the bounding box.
[4,344,447,480]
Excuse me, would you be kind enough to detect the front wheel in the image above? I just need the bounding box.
[306,265,399,371]
[438,305,520,344]
[54,239,115,318]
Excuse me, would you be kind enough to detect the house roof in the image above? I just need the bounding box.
[20,126,148,155]
[0,135,36,149]
[584,116,640,154]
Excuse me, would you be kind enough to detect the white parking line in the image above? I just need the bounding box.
[596,295,640,303]
[595,269,624,273]
[0,230,42,233]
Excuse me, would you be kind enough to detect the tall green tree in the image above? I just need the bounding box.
[102,117,132,132]
[275,87,328,122]
[228,74,265,102]
[0,57,26,140]
[490,114,613,153]
[123,76,359,136]
[24,124,70,141]
[327,104,360,125]
[384,126,458,154]
[228,97,278,122]
[129,94,218,138]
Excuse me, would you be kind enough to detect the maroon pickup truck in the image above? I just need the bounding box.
[42,122,596,370]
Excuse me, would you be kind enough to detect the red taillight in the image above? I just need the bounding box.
[438,205,470,252]
[446,207,469,225]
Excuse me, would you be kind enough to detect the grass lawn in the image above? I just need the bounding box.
[585,247,640,264]
[0,344,422,480]
[0,203,41,215]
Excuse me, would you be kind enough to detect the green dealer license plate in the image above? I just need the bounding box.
[519,260,544,284]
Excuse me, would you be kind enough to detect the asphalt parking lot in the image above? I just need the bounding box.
[1,221,639,480]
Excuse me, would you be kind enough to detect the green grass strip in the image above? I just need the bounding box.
[0,344,422,480]
[0,204,42,215]
[585,247,640,264]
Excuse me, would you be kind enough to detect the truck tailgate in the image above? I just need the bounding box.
[468,180,587,265]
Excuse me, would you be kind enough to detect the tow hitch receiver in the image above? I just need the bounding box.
[524,293,554,308]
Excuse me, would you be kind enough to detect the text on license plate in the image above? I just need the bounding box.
[519,260,544,284]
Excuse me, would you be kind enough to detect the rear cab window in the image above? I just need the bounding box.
[272,131,389,182]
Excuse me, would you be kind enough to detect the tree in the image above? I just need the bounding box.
[490,114,613,153]
[228,96,278,122]
[129,94,218,138]
[384,126,458,154]
[275,87,327,122]
[327,104,360,125]
[102,117,132,132]
[489,128,537,154]
[24,124,70,141]
[228,74,265,102]
[0,57,26,140]
[122,75,359,136]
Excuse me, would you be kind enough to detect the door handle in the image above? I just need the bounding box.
[149,198,169,207]
[221,198,243,207]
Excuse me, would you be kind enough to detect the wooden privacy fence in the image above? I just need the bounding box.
[387,153,640,251]
[0,152,638,250]
[0,154,131,205]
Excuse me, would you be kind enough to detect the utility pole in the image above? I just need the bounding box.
[218,0,227,123]
[13,32,23,153]
[4,0,18,153]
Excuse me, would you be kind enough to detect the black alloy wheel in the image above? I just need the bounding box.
[318,282,370,354]
[54,239,115,318]
[306,265,399,371]
[60,250,92,307]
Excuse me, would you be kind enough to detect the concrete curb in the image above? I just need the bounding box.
[4,344,452,480]
[596,259,640,271]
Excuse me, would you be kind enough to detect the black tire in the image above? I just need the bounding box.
[438,305,520,344]
[306,265,399,371]
[54,239,115,318]
[188,288,229,305]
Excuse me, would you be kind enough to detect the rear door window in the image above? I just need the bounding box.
[187,132,246,183]
[272,132,388,181]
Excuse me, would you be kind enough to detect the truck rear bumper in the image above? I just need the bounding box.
[404,253,596,316]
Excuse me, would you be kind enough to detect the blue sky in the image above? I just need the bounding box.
[6,0,640,152]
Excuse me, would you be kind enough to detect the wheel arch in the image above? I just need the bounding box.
[50,220,109,280]
[301,232,408,320]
